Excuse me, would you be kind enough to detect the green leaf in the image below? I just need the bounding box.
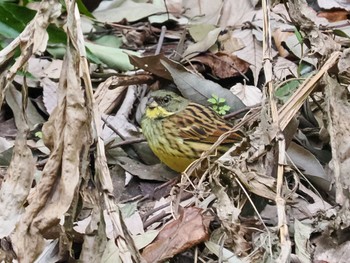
[92,35,123,48]
[35,131,43,139]
[0,3,66,47]
[207,98,217,104]
[0,3,35,38]
[222,105,230,111]
[333,27,350,38]
[275,79,301,102]
[218,97,226,103]
[294,27,303,44]
[77,0,94,18]
[47,45,66,59]
[85,42,139,71]
[47,25,67,44]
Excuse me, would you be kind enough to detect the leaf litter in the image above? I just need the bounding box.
[0,0,349,262]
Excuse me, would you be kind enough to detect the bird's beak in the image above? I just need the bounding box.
[147,97,158,109]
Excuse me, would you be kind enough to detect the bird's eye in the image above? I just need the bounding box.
[163,95,171,103]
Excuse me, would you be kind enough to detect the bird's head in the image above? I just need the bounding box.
[144,90,189,119]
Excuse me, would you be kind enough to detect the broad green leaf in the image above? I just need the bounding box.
[47,45,66,59]
[85,42,139,71]
[77,0,94,18]
[222,105,230,111]
[47,25,67,44]
[333,27,350,38]
[0,3,66,45]
[0,3,35,38]
[207,98,216,104]
[275,79,301,102]
[92,35,123,48]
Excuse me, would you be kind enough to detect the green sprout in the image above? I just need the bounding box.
[207,94,231,115]
[35,131,43,139]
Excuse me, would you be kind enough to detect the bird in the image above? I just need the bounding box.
[141,90,243,172]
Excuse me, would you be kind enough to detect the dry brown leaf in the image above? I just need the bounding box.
[42,77,59,115]
[129,54,176,80]
[288,0,341,56]
[273,57,298,80]
[142,207,211,263]
[232,29,264,86]
[12,29,90,263]
[219,0,255,27]
[79,204,107,261]
[0,88,35,237]
[190,52,249,79]
[318,10,349,22]
[217,31,245,53]
[313,231,350,262]
[182,28,222,59]
[0,1,61,106]
[272,28,294,58]
[94,78,128,114]
[183,0,223,25]
[325,74,350,205]
[230,83,262,106]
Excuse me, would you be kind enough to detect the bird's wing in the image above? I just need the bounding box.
[169,103,243,144]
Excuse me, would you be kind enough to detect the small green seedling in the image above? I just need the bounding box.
[35,131,43,139]
[208,94,231,115]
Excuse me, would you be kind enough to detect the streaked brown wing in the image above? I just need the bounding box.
[169,102,242,144]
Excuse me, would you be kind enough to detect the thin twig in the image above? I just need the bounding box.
[108,137,146,148]
[155,26,167,55]
[141,191,193,223]
[101,116,126,140]
[223,104,261,120]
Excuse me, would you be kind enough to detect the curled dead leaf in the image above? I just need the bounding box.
[142,207,212,262]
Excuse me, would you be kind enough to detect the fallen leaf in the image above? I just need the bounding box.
[93,1,165,23]
[205,241,244,263]
[0,91,35,237]
[325,74,350,205]
[230,83,262,106]
[188,24,217,42]
[128,53,176,80]
[161,60,245,112]
[12,31,90,262]
[294,219,314,263]
[85,42,138,71]
[142,207,212,262]
[182,28,222,59]
[183,0,223,25]
[287,142,332,193]
[116,156,178,181]
[191,52,249,79]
